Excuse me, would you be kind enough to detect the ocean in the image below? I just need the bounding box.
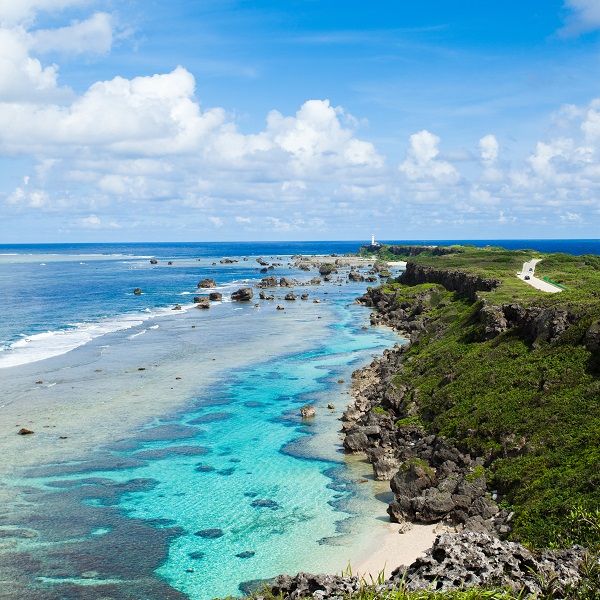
[0,239,597,599]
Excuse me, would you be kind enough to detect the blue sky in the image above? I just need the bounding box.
[1,0,599,241]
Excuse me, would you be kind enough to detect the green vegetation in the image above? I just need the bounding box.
[371,406,388,415]
[395,415,424,428]
[375,246,600,548]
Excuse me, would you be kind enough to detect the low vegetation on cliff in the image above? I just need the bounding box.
[364,246,599,549]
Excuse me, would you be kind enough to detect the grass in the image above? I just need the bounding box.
[367,246,600,549]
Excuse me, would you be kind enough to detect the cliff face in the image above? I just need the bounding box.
[353,269,599,550]
[400,262,500,301]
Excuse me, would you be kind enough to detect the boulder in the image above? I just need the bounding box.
[318,263,336,276]
[279,277,295,287]
[172,304,182,310]
[284,292,296,301]
[300,293,309,300]
[133,288,142,295]
[220,258,238,264]
[194,298,210,309]
[300,405,316,418]
[231,288,253,302]
[348,271,365,282]
[209,292,223,301]
[149,258,158,265]
[198,278,216,288]
[259,291,275,300]
[17,428,34,435]
[258,277,278,288]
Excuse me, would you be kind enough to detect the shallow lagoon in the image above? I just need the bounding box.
[0,245,402,598]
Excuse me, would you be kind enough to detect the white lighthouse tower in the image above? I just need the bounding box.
[370,234,380,247]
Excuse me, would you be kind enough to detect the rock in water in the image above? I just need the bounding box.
[17,428,34,435]
[209,292,222,301]
[319,263,335,276]
[300,405,316,418]
[284,292,296,301]
[133,287,142,295]
[231,288,253,302]
[194,528,224,538]
[194,298,210,309]
[149,258,158,264]
[198,278,216,288]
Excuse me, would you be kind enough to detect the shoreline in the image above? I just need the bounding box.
[0,254,420,598]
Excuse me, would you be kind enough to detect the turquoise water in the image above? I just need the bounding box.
[6,280,398,598]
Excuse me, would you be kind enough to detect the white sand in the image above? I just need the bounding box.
[353,522,439,581]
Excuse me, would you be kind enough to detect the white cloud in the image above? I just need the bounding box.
[559,0,600,36]
[0,0,88,26]
[479,134,499,164]
[31,12,113,56]
[208,216,224,227]
[235,216,251,224]
[399,130,459,184]
[7,186,48,207]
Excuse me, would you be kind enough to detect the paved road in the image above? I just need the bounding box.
[517,259,563,293]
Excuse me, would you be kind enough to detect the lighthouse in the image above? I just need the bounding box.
[370,234,380,248]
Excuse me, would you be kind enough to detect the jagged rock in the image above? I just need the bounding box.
[256,257,269,266]
[258,277,278,288]
[198,278,216,288]
[231,288,253,302]
[194,298,210,309]
[300,293,309,300]
[309,277,322,285]
[368,447,401,480]
[393,531,585,595]
[172,304,182,310]
[276,305,285,310]
[585,320,600,353]
[259,291,275,300]
[220,258,238,264]
[343,431,370,452]
[284,292,296,301]
[263,573,361,600]
[17,428,34,435]
[300,405,316,418]
[133,287,142,295]
[318,263,336,276]
[209,292,222,301]
[149,258,158,264]
[279,277,295,287]
[348,271,364,282]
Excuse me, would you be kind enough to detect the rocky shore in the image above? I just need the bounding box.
[243,260,594,599]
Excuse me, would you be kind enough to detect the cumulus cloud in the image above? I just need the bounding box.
[399,130,459,184]
[0,0,88,26]
[31,12,113,56]
[479,134,499,164]
[1,0,598,238]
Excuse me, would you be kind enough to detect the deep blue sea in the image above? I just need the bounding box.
[0,239,597,599]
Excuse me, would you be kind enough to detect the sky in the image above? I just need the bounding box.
[1,0,600,242]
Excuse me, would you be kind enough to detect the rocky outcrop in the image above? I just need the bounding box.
[209,292,222,301]
[387,245,460,257]
[133,287,142,295]
[194,297,210,309]
[348,271,364,282]
[480,302,578,344]
[393,531,585,595]
[258,276,278,288]
[279,277,296,287]
[400,262,500,301]
[198,278,216,288]
[300,405,316,418]
[318,263,336,276]
[231,288,253,302]
[250,532,586,599]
